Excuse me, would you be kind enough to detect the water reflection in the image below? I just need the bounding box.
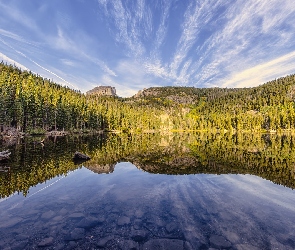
[0,162,295,249]
[0,133,295,249]
[1,132,295,198]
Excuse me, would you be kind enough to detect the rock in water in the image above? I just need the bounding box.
[38,237,54,247]
[209,235,232,249]
[73,152,90,161]
[143,239,184,250]
[117,216,130,226]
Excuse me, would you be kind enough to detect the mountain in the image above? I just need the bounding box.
[131,76,295,108]
[127,75,295,131]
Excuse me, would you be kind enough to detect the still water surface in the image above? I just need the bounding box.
[0,133,295,249]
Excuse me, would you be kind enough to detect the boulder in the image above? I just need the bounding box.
[38,237,54,247]
[73,152,90,162]
[117,216,130,226]
[143,239,184,250]
[209,235,232,249]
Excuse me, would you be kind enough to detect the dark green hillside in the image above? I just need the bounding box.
[130,74,295,131]
[1,61,295,133]
[130,86,235,108]
[0,62,163,134]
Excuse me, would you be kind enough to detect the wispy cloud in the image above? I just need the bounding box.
[188,0,295,87]
[222,51,295,88]
[0,37,78,89]
[82,53,117,77]
[96,59,159,97]
[0,52,29,70]
[169,1,222,76]
[0,29,20,40]
[60,59,76,67]
[1,0,295,95]
[49,26,118,78]
[0,2,39,32]
[97,0,154,57]
[95,0,295,91]
[0,3,118,92]
[149,2,170,61]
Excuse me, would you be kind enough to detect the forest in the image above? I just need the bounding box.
[1,61,295,134]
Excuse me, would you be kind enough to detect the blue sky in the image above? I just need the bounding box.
[1,0,295,97]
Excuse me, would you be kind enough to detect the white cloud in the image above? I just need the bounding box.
[87,56,117,77]
[111,0,145,57]
[222,51,295,88]
[150,0,171,60]
[0,37,78,89]
[1,0,295,94]
[49,26,118,78]
[0,52,29,70]
[187,0,295,88]
[0,29,25,43]
[95,59,160,97]
[99,0,295,89]
[60,59,76,67]
[0,2,39,32]
[97,0,155,58]
[224,175,295,212]
[52,26,77,52]
[169,1,223,76]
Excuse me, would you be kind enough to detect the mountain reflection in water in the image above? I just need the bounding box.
[0,132,295,249]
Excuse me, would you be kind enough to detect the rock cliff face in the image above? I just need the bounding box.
[86,86,116,96]
[132,87,198,104]
[132,88,158,98]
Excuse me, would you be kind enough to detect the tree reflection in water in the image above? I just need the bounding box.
[1,132,295,198]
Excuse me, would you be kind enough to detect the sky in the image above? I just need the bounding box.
[0,0,295,97]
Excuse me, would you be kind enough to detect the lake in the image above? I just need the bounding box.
[0,132,295,249]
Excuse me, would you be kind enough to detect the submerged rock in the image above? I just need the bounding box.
[13,240,29,249]
[134,209,144,218]
[118,239,139,250]
[38,237,54,247]
[117,216,130,226]
[96,236,113,248]
[143,239,184,250]
[166,222,178,233]
[77,217,101,229]
[209,235,232,249]
[133,219,143,230]
[131,230,148,242]
[70,228,85,240]
[0,217,22,228]
[235,243,261,250]
[41,210,55,220]
[69,212,85,219]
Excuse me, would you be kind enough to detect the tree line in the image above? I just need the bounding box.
[130,75,295,131]
[0,62,162,134]
[1,62,295,133]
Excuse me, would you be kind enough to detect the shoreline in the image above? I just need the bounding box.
[2,127,295,140]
